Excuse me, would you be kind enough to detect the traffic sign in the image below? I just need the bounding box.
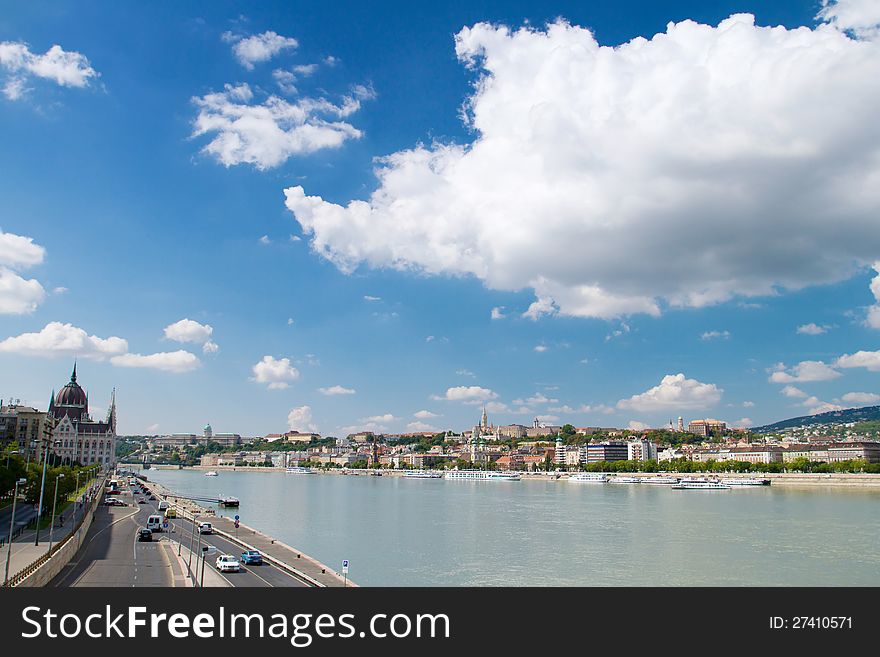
[342,559,349,573]
[162,521,169,530]
[234,514,240,520]
[234,519,239,528]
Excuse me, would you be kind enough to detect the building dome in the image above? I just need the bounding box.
[54,363,88,419]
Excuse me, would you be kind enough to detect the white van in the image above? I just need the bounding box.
[157,500,169,511]
[147,514,163,532]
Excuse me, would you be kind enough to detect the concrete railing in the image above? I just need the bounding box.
[6,478,106,587]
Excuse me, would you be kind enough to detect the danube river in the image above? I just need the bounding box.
[144,468,880,586]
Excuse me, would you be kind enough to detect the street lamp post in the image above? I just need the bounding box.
[73,470,81,525]
[200,546,208,587]
[34,439,60,546]
[48,473,65,553]
[4,478,28,587]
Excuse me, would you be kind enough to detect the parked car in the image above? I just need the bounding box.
[215,554,241,573]
[137,527,152,542]
[240,550,263,565]
[198,522,213,534]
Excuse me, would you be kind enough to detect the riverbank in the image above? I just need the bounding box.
[141,476,354,587]
[142,464,880,488]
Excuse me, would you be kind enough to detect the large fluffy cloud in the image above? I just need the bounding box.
[252,355,300,389]
[0,322,127,358]
[0,41,98,100]
[0,229,47,314]
[285,10,880,319]
[163,318,218,354]
[192,82,373,169]
[835,350,880,371]
[431,386,498,402]
[617,373,722,411]
[769,360,842,383]
[287,405,318,432]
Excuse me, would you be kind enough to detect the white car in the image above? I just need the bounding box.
[198,522,213,534]
[215,554,240,573]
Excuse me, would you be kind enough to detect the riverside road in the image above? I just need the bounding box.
[49,483,307,587]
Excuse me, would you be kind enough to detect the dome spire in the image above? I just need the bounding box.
[71,360,77,383]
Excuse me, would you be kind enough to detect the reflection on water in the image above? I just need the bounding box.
[144,468,880,586]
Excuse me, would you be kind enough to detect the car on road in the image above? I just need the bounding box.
[149,495,157,501]
[240,550,263,565]
[215,554,240,573]
[104,498,125,506]
[198,522,213,534]
[137,498,147,504]
[147,514,164,532]
[137,527,152,542]
[157,500,169,510]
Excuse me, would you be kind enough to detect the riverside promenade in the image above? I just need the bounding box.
[144,477,353,587]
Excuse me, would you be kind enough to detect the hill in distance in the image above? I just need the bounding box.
[753,406,880,433]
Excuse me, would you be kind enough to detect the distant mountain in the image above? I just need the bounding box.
[752,406,880,433]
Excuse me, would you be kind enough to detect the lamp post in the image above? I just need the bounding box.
[48,473,65,553]
[73,470,81,525]
[4,477,27,587]
[34,439,60,546]
[200,545,208,587]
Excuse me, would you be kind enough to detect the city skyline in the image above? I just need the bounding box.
[2,0,880,436]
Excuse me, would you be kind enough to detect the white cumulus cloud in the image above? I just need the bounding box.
[840,391,880,405]
[617,373,722,411]
[414,410,440,419]
[0,229,47,314]
[769,361,841,383]
[287,405,318,432]
[192,82,373,170]
[284,13,880,320]
[835,350,880,371]
[223,30,298,70]
[866,262,880,329]
[797,323,829,335]
[252,355,300,389]
[0,41,98,100]
[110,350,200,373]
[432,385,498,403]
[0,321,127,358]
[818,0,880,38]
[318,385,356,395]
[781,385,808,398]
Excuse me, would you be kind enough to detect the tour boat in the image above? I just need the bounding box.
[444,470,521,481]
[672,479,730,490]
[218,495,240,507]
[609,476,642,484]
[204,471,218,477]
[720,477,771,486]
[285,466,314,474]
[566,473,609,483]
[404,471,443,479]
[641,476,680,485]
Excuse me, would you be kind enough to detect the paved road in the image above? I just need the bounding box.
[51,483,307,587]
[50,487,176,587]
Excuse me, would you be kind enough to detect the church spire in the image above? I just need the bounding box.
[71,360,77,383]
[48,389,55,413]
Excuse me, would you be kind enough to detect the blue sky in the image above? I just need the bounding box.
[1,0,879,436]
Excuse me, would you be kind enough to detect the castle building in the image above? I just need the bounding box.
[50,363,117,466]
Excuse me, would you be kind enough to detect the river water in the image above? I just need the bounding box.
[143,468,880,586]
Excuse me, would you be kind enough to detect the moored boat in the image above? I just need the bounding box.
[204,471,218,477]
[567,473,609,483]
[609,476,641,484]
[444,470,521,481]
[404,470,443,479]
[285,466,314,474]
[641,476,680,485]
[672,479,730,490]
[720,477,771,486]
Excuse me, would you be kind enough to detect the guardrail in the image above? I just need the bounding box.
[2,477,106,587]
[157,489,325,587]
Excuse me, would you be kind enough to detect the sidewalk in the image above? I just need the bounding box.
[1,487,100,584]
